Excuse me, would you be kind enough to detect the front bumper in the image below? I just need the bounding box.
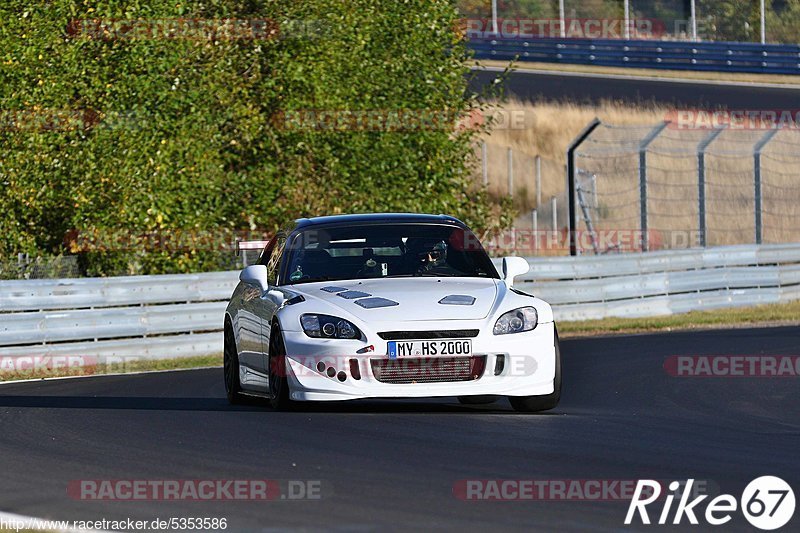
[280,321,557,401]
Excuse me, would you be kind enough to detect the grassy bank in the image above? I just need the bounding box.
[0,354,222,383]
[559,300,800,337]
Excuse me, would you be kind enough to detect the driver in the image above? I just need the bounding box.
[417,240,448,274]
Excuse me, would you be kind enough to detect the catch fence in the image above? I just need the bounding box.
[567,119,800,256]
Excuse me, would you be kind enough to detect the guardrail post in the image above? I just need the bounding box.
[638,122,669,252]
[697,127,726,248]
[566,118,601,256]
[753,129,778,245]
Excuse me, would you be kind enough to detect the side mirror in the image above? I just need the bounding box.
[240,264,270,292]
[502,257,530,287]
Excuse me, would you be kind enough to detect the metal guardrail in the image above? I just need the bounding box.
[470,38,800,75]
[509,243,800,321]
[0,271,239,360]
[1,243,799,361]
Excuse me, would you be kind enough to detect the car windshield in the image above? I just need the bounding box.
[281,223,500,285]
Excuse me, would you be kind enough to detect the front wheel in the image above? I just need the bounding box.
[268,325,295,411]
[508,328,562,413]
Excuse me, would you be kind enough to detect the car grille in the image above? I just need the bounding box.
[370,356,486,384]
[377,329,480,340]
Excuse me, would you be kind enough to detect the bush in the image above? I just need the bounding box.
[0,1,504,275]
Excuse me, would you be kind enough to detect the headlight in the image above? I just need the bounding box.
[300,314,360,339]
[493,307,538,335]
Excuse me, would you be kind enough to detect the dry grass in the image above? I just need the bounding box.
[477,99,667,210]
[476,99,800,249]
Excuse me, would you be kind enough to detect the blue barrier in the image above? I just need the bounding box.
[470,38,800,75]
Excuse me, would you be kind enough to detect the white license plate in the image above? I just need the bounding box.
[387,339,472,359]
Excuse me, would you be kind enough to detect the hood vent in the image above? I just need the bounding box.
[439,295,476,306]
[355,297,399,309]
[321,286,348,293]
[337,290,372,300]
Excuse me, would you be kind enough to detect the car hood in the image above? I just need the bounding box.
[289,277,499,322]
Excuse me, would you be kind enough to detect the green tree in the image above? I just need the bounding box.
[0,1,503,275]
[698,0,762,42]
[767,0,800,43]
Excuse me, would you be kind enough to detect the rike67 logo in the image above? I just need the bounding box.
[626,477,795,530]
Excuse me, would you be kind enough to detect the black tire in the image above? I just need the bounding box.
[457,395,499,405]
[509,328,562,413]
[268,324,295,411]
[224,325,244,405]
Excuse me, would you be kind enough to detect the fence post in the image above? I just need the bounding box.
[481,141,488,187]
[535,155,542,207]
[507,147,514,197]
[551,196,557,233]
[566,118,601,256]
[697,127,726,248]
[531,209,538,255]
[753,129,779,245]
[638,122,669,252]
[624,0,631,40]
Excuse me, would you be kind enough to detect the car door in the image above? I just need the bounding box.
[236,280,264,391]
[249,233,286,390]
[236,238,278,391]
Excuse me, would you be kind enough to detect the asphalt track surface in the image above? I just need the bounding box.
[471,68,800,108]
[1,326,798,532]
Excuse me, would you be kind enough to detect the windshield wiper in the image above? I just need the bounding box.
[291,276,333,284]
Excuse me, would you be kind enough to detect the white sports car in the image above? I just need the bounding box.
[224,213,561,412]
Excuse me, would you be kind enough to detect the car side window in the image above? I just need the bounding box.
[266,236,286,286]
